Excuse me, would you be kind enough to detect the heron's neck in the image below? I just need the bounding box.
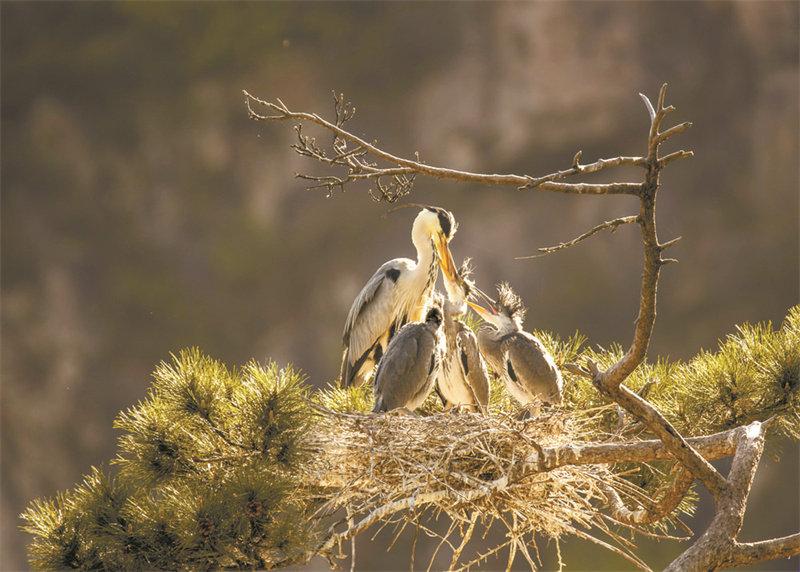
[495,320,522,336]
[411,230,436,275]
[401,230,438,322]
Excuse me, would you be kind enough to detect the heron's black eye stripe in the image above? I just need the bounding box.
[437,210,452,238]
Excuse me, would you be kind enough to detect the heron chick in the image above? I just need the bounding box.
[372,306,445,413]
[469,283,563,407]
[341,206,459,388]
[436,259,490,412]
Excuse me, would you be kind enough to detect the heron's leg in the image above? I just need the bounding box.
[434,385,448,407]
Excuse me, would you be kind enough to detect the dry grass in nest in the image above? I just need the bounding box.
[305,407,683,570]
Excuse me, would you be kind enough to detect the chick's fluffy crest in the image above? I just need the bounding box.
[496,282,527,320]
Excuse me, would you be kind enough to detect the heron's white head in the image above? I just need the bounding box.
[411,206,459,283]
[468,282,526,332]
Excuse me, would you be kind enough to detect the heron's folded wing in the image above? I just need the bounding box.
[504,333,562,399]
[343,259,408,360]
[457,325,490,406]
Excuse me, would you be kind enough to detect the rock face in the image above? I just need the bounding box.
[2,2,798,569]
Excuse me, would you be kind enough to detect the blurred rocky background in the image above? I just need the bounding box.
[2,2,797,569]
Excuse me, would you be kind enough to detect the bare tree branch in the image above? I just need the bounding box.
[516,215,640,259]
[659,150,694,168]
[599,466,694,526]
[533,426,742,470]
[243,90,645,198]
[519,152,646,188]
[556,87,799,570]
[733,534,800,567]
[599,385,729,498]
[558,84,731,500]
[663,422,795,570]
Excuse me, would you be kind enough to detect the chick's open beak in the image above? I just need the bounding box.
[467,300,496,319]
[435,233,459,283]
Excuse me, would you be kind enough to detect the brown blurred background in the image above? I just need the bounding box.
[2,2,798,570]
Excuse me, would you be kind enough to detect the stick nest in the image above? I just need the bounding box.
[306,407,675,570]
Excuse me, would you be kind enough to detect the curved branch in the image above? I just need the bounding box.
[243,90,643,196]
[599,466,694,525]
[666,422,767,571]
[579,84,729,499]
[732,534,800,567]
[533,426,742,471]
[603,83,684,387]
[516,215,639,260]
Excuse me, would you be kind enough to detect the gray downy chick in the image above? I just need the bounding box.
[372,305,446,413]
[471,283,563,406]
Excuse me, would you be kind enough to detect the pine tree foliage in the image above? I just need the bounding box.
[561,306,800,442]
[21,307,799,570]
[22,351,315,570]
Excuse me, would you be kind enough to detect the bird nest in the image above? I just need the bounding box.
[305,406,678,570]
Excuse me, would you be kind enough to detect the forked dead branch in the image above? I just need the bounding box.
[242,84,800,570]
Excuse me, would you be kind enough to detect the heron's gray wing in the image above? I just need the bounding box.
[374,324,435,411]
[503,332,563,403]
[342,259,411,385]
[477,327,506,377]
[343,260,399,345]
[457,324,490,408]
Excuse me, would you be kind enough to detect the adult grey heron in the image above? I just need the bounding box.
[469,283,564,406]
[372,306,445,412]
[436,260,490,412]
[340,206,459,387]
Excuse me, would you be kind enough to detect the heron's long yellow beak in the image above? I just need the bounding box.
[435,233,459,283]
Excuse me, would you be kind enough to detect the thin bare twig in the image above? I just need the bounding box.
[516,215,640,260]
